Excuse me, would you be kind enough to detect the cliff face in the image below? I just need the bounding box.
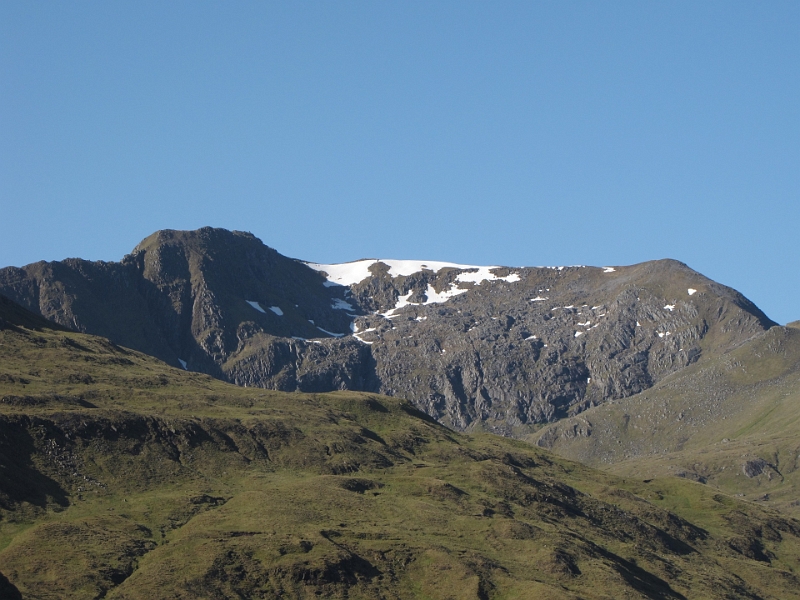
[0,227,775,431]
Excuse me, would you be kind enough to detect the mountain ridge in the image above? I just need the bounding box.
[0,227,776,433]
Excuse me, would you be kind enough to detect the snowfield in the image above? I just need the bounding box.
[305,259,522,286]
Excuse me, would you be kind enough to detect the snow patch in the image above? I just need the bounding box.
[451,267,494,283]
[306,260,376,286]
[269,306,284,316]
[352,327,377,345]
[423,283,468,305]
[603,267,616,273]
[381,290,415,318]
[246,300,266,314]
[317,327,345,337]
[688,288,697,296]
[306,259,522,286]
[331,298,355,311]
[178,359,188,370]
[381,278,483,317]
[381,259,490,277]
[663,305,675,312]
[575,331,584,337]
[530,296,548,302]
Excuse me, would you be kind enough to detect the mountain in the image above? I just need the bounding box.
[3,294,800,599]
[0,227,775,435]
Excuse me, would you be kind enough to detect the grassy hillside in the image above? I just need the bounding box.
[532,325,800,517]
[2,302,800,598]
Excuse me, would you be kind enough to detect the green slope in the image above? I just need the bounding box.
[2,300,800,598]
[533,324,800,516]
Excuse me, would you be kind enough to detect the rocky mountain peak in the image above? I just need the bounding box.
[0,228,776,432]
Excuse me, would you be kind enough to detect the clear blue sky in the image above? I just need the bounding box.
[2,2,798,323]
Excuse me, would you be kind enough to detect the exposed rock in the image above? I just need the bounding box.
[743,458,769,478]
[0,228,776,432]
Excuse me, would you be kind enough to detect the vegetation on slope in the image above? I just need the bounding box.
[0,298,799,598]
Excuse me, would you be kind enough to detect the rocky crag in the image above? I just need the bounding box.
[0,227,775,432]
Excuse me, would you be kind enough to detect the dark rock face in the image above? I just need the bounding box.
[743,458,770,478]
[0,228,776,432]
[0,571,22,600]
[0,228,355,379]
